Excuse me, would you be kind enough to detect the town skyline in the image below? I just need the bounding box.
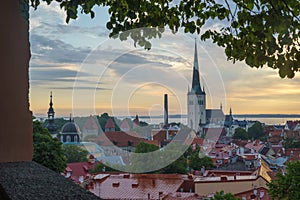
[29,2,300,118]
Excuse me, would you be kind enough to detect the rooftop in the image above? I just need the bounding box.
[89,173,190,199]
[0,162,100,200]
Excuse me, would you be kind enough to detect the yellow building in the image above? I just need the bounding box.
[194,160,273,197]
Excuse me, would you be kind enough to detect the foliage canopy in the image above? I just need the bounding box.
[188,146,214,170]
[28,0,300,78]
[268,160,300,200]
[212,191,240,200]
[62,144,89,163]
[33,121,66,173]
[233,127,248,140]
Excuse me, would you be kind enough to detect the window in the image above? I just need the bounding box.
[66,135,71,142]
[74,135,78,142]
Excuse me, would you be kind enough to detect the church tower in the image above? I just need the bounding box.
[46,91,58,137]
[187,40,206,131]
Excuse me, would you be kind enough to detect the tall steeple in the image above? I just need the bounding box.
[191,39,204,95]
[187,39,207,132]
[47,91,55,119]
[46,91,58,136]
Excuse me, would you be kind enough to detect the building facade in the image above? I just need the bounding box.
[187,40,227,132]
[60,116,81,143]
[187,40,206,131]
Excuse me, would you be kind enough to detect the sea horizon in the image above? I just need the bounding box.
[35,113,300,126]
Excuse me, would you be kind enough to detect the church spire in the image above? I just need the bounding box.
[191,38,203,94]
[47,91,55,119]
[46,91,58,136]
[49,91,53,107]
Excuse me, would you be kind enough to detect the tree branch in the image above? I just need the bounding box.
[282,0,300,22]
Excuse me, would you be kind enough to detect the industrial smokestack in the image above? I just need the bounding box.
[164,94,168,127]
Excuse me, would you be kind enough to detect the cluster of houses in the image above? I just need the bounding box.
[43,92,300,199]
[37,40,300,199]
[55,112,300,199]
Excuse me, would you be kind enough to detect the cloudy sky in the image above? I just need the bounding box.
[29,2,300,118]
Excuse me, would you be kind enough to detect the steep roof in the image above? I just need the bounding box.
[190,39,204,95]
[120,119,130,130]
[245,140,265,153]
[83,115,99,131]
[65,161,99,183]
[285,120,300,130]
[105,118,115,129]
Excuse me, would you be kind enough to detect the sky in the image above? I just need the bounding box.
[29,2,300,118]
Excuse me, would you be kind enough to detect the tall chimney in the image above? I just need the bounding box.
[164,94,168,127]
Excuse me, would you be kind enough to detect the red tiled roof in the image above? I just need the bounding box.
[284,148,300,162]
[208,147,230,160]
[144,140,159,146]
[90,174,186,199]
[105,118,115,129]
[192,138,204,146]
[285,120,300,130]
[269,130,282,137]
[245,140,265,153]
[93,131,158,147]
[65,161,99,183]
[232,139,248,147]
[83,115,99,130]
[153,130,167,143]
[120,119,130,130]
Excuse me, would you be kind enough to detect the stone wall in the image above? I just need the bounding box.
[0,0,33,162]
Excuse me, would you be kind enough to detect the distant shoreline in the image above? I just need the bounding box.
[136,114,300,119]
[34,113,300,119]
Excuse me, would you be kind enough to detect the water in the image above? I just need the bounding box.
[138,116,300,125]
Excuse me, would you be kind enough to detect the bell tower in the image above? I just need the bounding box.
[187,40,206,131]
[46,91,58,136]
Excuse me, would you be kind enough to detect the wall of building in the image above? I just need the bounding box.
[0,0,33,162]
[187,93,206,131]
[195,177,268,196]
